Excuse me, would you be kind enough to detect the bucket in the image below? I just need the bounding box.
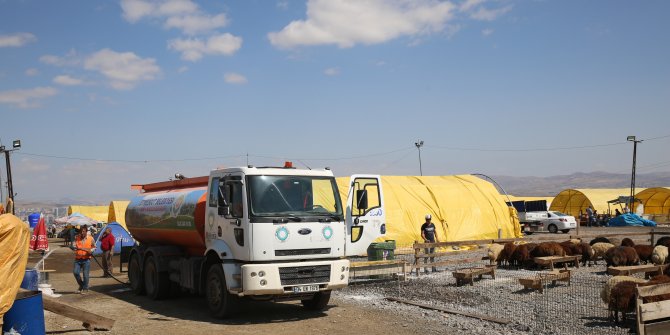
[2,291,46,335]
[28,213,40,229]
[21,269,39,291]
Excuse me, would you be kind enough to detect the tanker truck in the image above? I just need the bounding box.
[125,163,385,317]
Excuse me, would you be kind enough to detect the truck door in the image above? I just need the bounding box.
[344,175,386,256]
[206,173,249,260]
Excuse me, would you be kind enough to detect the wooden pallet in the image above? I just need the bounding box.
[519,269,571,293]
[636,282,670,335]
[452,265,497,286]
[350,259,408,281]
[534,255,581,270]
[608,264,667,277]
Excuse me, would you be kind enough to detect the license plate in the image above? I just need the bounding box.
[292,285,319,293]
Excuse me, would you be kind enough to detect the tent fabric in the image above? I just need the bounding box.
[67,205,108,223]
[108,201,130,229]
[336,175,521,248]
[607,213,657,227]
[92,222,136,256]
[636,187,670,215]
[549,188,637,217]
[0,214,30,323]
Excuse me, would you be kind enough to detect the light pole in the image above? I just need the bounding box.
[0,139,21,214]
[414,140,424,176]
[627,136,642,212]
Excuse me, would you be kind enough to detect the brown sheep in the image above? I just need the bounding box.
[578,242,595,266]
[633,245,654,264]
[559,241,579,256]
[621,238,635,247]
[656,236,670,248]
[605,246,640,267]
[531,242,566,258]
[609,281,637,323]
[511,244,534,268]
[499,242,517,267]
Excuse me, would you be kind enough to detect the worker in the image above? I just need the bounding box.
[100,227,116,277]
[68,225,77,247]
[615,208,622,217]
[586,206,595,227]
[71,225,95,293]
[421,214,440,274]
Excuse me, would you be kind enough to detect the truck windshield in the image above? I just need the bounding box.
[247,175,343,219]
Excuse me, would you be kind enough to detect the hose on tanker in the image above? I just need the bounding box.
[91,254,131,286]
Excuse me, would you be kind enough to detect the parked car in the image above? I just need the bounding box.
[544,211,577,233]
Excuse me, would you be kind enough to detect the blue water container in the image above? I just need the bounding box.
[2,291,46,335]
[28,213,40,229]
[21,269,39,291]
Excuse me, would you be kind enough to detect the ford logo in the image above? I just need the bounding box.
[298,228,312,235]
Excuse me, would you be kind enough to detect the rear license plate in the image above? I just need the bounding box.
[292,285,319,293]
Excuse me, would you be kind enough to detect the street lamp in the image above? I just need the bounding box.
[415,140,424,176]
[627,136,642,212]
[0,139,21,214]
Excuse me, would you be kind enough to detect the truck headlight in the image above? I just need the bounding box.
[260,279,267,286]
[259,271,265,277]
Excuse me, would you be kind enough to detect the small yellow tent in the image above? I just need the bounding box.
[636,187,670,223]
[108,201,130,229]
[549,188,636,217]
[67,205,108,223]
[336,175,521,248]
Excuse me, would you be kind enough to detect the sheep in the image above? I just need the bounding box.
[652,245,669,265]
[608,274,670,323]
[510,244,535,268]
[569,238,582,245]
[621,238,635,247]
[591,242,615,264]
[487,243,505,265]
[590,236,611,246]
[559,241,579,256]
[530,242,566,258]
[609,237,621,247]
[499,242,517,267]
[578,242,595,266]
[600,275,646,304]
[656,236,670,248]
[605,246,640,267]
[633,245,654,264]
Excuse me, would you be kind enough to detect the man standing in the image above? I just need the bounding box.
[100,227,115,277]
[421,214,439,273]
[586,206,594,227]
[71,225,95,293]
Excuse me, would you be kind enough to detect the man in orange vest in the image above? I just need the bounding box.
[71,225,95,293]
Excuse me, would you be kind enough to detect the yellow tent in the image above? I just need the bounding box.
[507,195,554,207]
[549,188,635,217]
[635,187,670,223]
[67,205,108,223]
[336,175,521,248]
[0,214,30,323]
[108,201,130,229]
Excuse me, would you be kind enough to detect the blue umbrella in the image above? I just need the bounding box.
[93,222,137,255]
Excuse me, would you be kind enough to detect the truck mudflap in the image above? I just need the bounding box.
[238,259,350,296]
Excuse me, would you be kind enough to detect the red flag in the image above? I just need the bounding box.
[30,213,49,251]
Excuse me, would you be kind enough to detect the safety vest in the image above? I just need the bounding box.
[75,235,94,260]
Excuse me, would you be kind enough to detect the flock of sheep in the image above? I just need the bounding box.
[486,236,670,325]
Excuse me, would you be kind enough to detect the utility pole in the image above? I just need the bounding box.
[627,136,642,212]
[0,139,21,215]
[415,140,424,176]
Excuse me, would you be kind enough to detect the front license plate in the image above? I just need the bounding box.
[292,285,319,293]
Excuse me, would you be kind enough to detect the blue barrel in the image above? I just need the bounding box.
[2,291,46,335]
[28,213,40,229]
[21,269,39,291]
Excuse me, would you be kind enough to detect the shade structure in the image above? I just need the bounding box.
[635,187,670,224]
[549,188,635,217]
[336,175,522,248]
[108,201,129,229]
[67,205,108,223]
[29,214,49,251]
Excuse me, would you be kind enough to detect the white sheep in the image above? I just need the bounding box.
[651,245,669,265]
[600,275,646,304]
[592,242,615,264]
[487,243,505,265]
[569,239,582,245]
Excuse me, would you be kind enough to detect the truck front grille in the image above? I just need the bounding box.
[275,248,331,257]
[279,265,331,286]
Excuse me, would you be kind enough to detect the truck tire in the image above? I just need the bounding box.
[206,265,238,318]
[144,255,170,300]
[302,290,331,311]
[129,254,145,295]
[548,224,558,234]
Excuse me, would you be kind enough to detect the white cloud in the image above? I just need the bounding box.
[277,1,289,10]
[53,75,85,86]
[482,28,494,36]
[0,32,37,47]
[224,73,248,84]
[169,33,243,61]
[39,49,80,67]
[164,13,228,35]
[469,5,512,21]
[460,0,485,12]
[25,68,39,76]
[268,0,455,49]
[84,49,161,90]
[0,87,57,109]
[122,0,227,35]
[324,67,340,76]
[178,66,189,73]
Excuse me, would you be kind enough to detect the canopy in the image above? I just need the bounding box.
[108,201,129,229]
[336,175,521,248]
[92,222,136,255]
[0,214,30,322]
[68,205,108,223]
[54,212,99,227]
[549,188,636,217]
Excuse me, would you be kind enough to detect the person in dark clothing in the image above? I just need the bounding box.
[421,214,440,273]
[615,208,622,217]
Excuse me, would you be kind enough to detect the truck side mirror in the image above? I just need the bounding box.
[356,190,368,210]
[218,205,230,216]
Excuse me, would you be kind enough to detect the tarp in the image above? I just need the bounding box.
[549,188,639,217]
[68,205,108,223]
[0,214,30,323]
[107,201,129,229]
[92,222,136,256]
[336,175,522,248]
[607,213,657,227]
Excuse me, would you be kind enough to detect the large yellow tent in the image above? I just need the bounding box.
[636,187,670,223]
[336,175,521,248]
[108,201,130,229]
[549,188,634,217]
[67,205,108,223]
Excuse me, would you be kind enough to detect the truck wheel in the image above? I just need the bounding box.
[129,254,145,295]
[206,265,238,318]
[302,290,331,311]
[548,224,558,234]
[144,256,170,300]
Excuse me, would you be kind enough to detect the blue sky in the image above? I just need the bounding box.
[1,0,669,201]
